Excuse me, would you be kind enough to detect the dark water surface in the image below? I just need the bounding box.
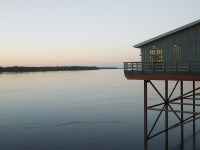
[0,70,199,150]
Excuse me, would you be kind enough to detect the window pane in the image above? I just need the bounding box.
[149,49,163,62]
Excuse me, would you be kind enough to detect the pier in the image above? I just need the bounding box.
[124,19,200,149]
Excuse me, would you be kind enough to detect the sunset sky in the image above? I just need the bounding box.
[0,0,200,67]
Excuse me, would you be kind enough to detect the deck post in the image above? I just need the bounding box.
[180,81,184,148]
[163,61,165,73]
[188,61,191,74]
[193,81,196,134]
[131,62,133,73]
[152,62,154,73]
[165,80,169,150]
[144,80,148,150]
[193,81,196,149]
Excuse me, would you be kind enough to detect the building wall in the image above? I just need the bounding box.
[141,23,200,64]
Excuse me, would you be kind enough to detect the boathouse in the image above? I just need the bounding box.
[124,19,200,150]
[124,19,200,81]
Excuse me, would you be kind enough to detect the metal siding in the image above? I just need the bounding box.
[140,24,200,63]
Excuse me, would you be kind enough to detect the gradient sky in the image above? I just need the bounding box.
[0,0,200,67]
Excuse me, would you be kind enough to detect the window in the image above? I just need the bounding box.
[149,49,163,62]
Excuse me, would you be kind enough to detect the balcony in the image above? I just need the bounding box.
[124,61,200,81]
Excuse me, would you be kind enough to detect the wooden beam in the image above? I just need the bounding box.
[170,102,200,106]
[148,107,200,114]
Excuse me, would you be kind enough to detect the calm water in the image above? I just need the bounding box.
[0,70,199,150]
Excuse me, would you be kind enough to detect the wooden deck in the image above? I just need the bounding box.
[124,62,200,81]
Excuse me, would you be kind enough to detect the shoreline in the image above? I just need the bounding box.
[0,66,120,73]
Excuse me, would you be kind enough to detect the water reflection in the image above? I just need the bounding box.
[0,70,144,150]
[145,122,200,150]
[0,70,199,150]
[144,80,200,150]
[0,120,122,129]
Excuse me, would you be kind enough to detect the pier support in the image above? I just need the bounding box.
[144,80,148,150]
[193,81,196,134]
[180,81,184,149]
[144,80,200,149]
[165,80,168,150]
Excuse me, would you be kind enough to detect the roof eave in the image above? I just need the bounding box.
[133,19,200,49]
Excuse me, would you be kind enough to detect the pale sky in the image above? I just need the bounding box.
[0,0,200,67]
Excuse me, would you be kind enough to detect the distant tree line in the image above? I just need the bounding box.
[0,66,99,72]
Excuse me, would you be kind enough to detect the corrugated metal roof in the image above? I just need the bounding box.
[134,19,200,48]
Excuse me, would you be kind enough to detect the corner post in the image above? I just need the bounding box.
[131,62,133,73]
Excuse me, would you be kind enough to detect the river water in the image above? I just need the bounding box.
[0,70,199,150]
